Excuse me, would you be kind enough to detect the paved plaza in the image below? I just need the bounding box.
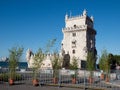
[1,81,120,90]
[0,84,83,90]
[0,70,120,90]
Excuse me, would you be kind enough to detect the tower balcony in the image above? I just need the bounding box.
[62,25,87,32]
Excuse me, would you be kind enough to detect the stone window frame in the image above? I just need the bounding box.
[72,33,76,37]
[72,40,76,48]
[72,49,75,54]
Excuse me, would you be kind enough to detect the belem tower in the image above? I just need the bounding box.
[61,9,97,69]
[26,10,97,69]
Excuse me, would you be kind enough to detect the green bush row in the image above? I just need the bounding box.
[0,73,23,82]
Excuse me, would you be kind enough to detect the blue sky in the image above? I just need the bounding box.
[0,0,120,61]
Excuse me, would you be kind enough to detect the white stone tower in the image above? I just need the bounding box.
[61,10,97,68]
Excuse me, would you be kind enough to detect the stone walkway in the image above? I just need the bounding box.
[0,84,84,90]
[0,79,120,90]
[108,80,120,87]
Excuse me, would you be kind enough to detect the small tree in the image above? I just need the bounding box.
[105,54,111,78]
[52,54,61,69]
[99,49,110,81]
[86,51,95,77]
[52,52,62,78]
[32,38,57,85]
[70,57,78,70]
[33,48,44,80]
[8,46,24,80]
[99,50,110,73]
[33,38,57,73]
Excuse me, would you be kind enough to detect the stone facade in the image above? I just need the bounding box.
[26,49,53,69]
[61,10,97,68]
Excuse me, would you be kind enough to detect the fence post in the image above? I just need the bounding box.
[58,70,61,88]
[39,71,41,87]
[84,70,86,90]
[111,70,114,90]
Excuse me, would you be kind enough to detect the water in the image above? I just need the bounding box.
[0,61,28,69]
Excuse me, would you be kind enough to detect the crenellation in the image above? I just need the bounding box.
[66,14,86,21]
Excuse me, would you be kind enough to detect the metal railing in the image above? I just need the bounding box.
[0,69,120,90]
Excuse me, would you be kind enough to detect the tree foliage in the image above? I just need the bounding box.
[33,48,44,69]
[33,48,44,79]
[86,51,95,71]
[70,57,78,70]
[8,46,24,79]
[9,46,24,69]
[33,38,57,70]
[107,54,120,69]
[99,50,108,72]
[32,38,57,79]
[45,38,56,53]
[114,55,120,64]
[86,51,96,77]
[99,49,110,75]
[52,52,62,70]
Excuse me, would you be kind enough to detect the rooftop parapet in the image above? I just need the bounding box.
[65,9,88,21]
[65,9,93,22]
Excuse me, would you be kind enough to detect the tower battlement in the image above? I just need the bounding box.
[65,10,94,28]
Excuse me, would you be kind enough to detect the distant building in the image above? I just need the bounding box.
[26,49,53,69]
[41,54,53,69]
[0,57,8,62]
[61,10,97,68]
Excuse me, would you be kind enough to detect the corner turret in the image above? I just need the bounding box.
[90,16,94,22]
[83,9,87,16]
[65,13,68,20]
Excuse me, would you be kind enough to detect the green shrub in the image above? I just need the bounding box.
[0,73,23,82]
[0,73,9,82]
